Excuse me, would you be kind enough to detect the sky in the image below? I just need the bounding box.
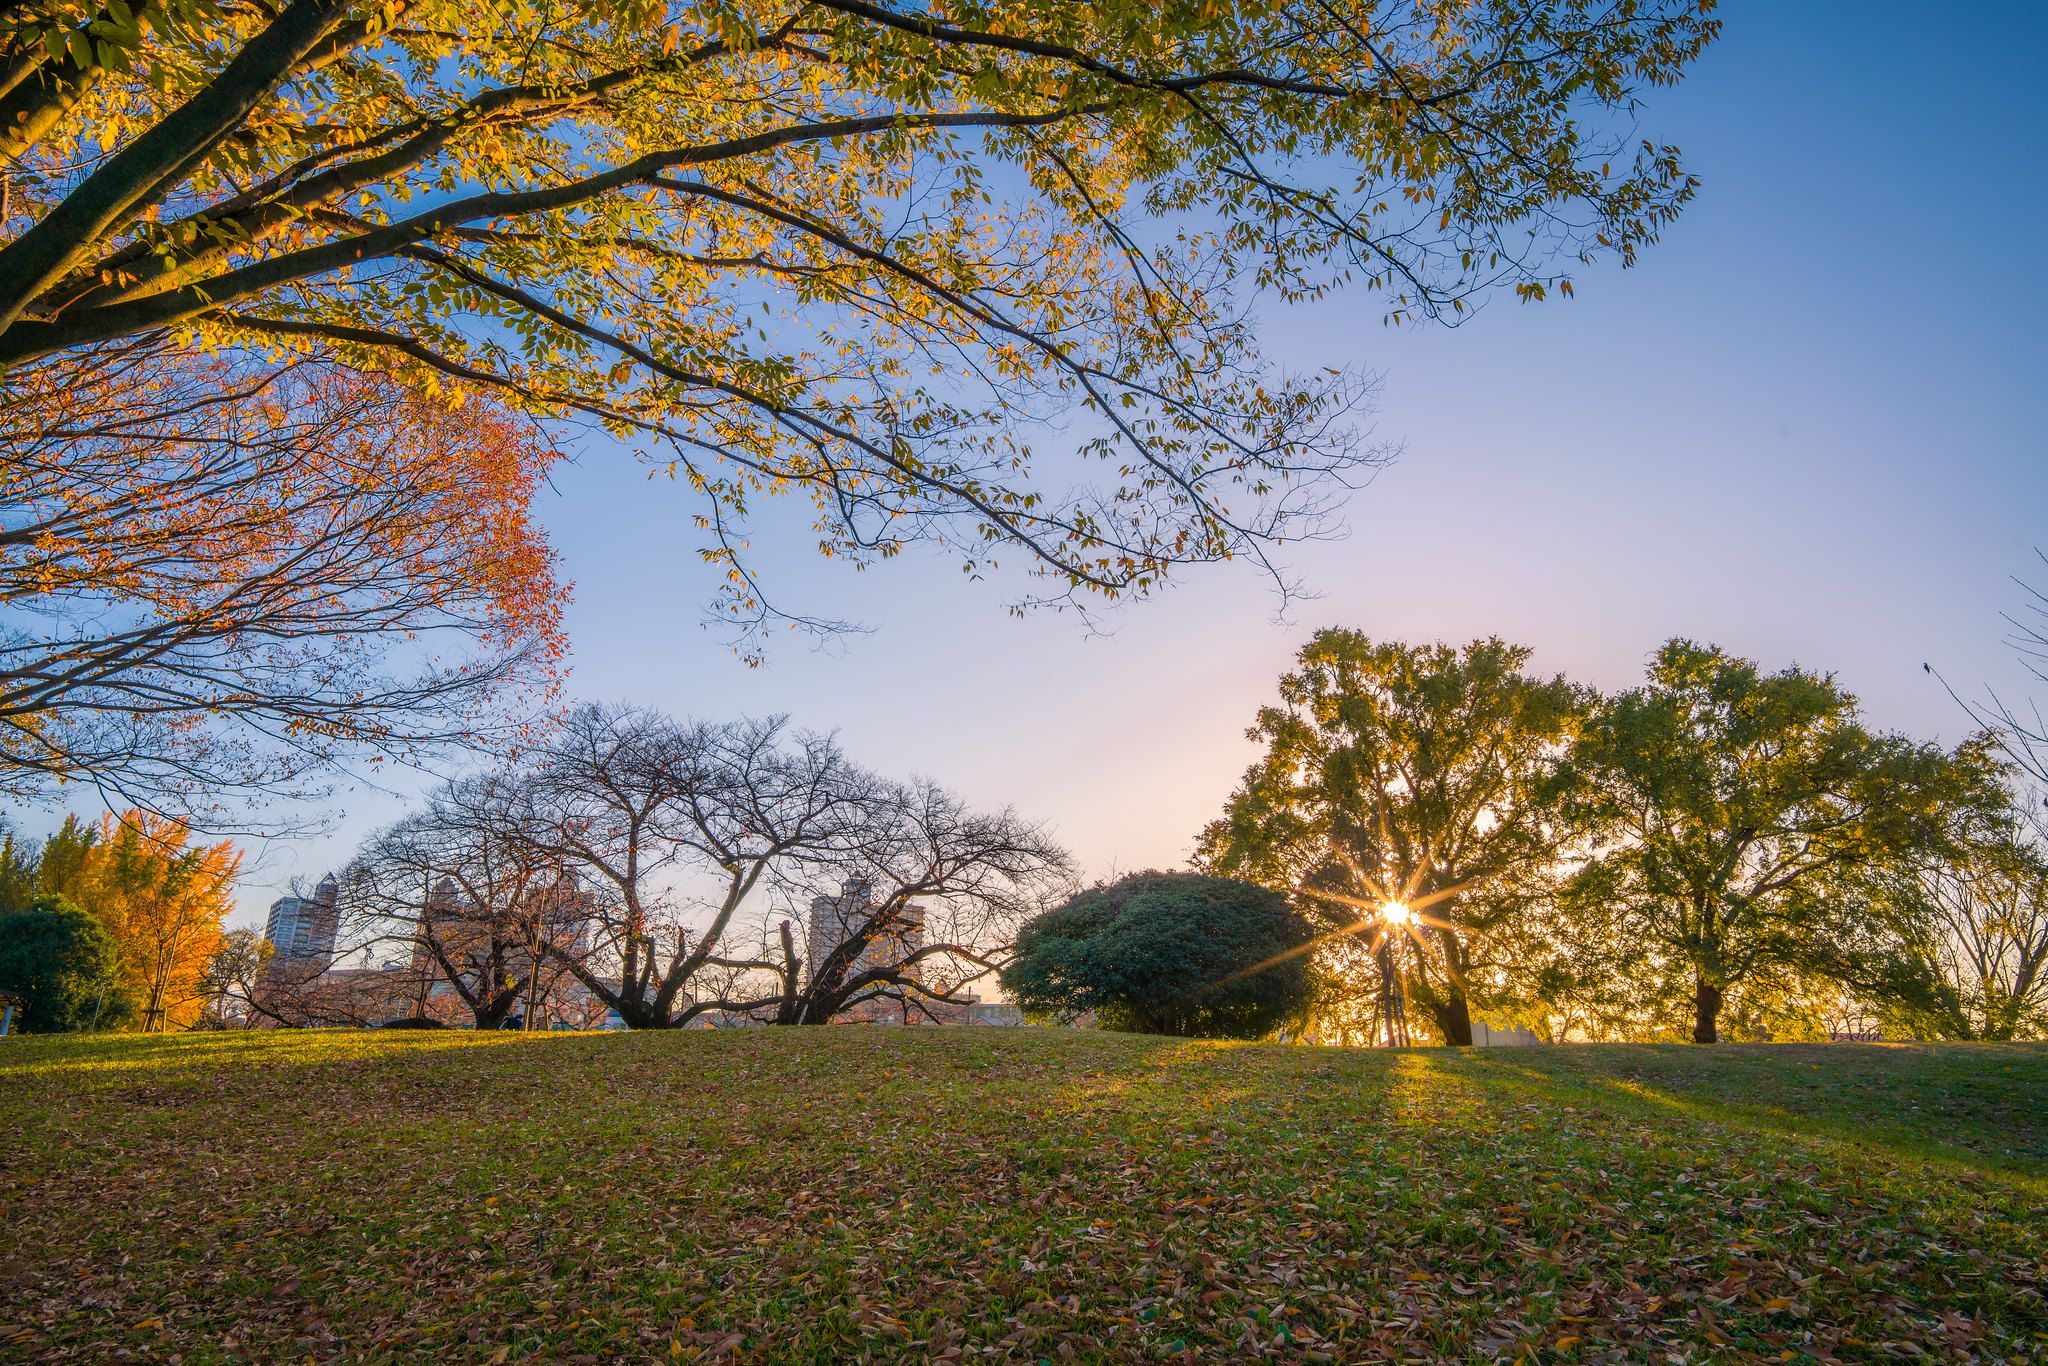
[226,1,2048,926]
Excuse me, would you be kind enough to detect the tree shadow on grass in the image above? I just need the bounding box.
[1463,1048,2048,1194]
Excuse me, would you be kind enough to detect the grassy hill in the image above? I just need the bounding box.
[3,1029,2044,1364]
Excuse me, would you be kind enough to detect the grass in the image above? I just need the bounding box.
[3,1030,2044,1364]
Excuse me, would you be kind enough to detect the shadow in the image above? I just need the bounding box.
[1464,1047,2048,1194]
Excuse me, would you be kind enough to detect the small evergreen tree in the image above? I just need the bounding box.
[1003,872,1314,1039]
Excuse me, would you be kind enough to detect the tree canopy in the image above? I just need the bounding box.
[1198,632,1585,1044]
[0,893,129,1031]
[5,811,242,1030]
[0,0,1716,637]
[1563,640,1990,1043]
[289,703,1069,1029]
[0,338,565,817]
[1903,808,2048,1042]
[1003,870,1313,1038]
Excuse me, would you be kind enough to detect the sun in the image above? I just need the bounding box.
[1379,899,1413,926]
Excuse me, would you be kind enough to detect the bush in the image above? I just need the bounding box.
[1003,872,1314,1039]
[0,895,131,1032]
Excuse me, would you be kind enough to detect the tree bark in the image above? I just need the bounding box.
[1692,977,1722,1044]
[0,0,351,330]
[474,986,520,1030]
[1435,991,1475,1047]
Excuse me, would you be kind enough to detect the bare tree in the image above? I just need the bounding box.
[1928,551,2048,788]
[766,777,1070,1024]
[342,776,595,1029]
[196,928,273,1028]
[1913,556,2048,1038]
[514,705,866,1027]
[1908,801,2048,1041]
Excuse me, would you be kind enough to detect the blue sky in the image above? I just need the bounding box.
[229,1,2048,924]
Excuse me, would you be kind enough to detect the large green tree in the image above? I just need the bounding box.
[0,0,1714,637]
[1003,871,1313,1038]
[1199,633,1586,1045]
[0,893,130,1031]
[1566,640,1988,1044]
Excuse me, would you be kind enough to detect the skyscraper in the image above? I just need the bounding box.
[262,873,340,971]
[805,878,951,1023]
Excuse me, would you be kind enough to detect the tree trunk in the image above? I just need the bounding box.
[472,979,524,1029]
[771,919,805,1024]
[1692,977,1722,1044]
[1435,992,1474,1047]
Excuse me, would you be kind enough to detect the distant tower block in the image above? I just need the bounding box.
[263,873,340,971]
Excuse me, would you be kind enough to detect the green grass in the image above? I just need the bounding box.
[3,1031,2044,1364]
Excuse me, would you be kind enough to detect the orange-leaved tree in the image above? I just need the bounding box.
[67,812,242,1032]
[0,339,566,818]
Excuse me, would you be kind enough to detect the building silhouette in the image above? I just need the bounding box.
[805,878,1000,1025]
[805,877,923,991]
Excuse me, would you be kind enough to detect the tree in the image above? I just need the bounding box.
[1894,797,2048,1041]
[344,776,589,1029]
[1003,871,1312,1038]
[1199,633,1586,1045]
[1898,553,2048,1041]
[30,814,97,899]
[197,928,273,1028]
[0,0,1714,639]
[1930,549,2048,787]
[5,810,239,1030]
[513,705,870,1027]
[0,894,129,1031]
[506,703,1068,1026]
[764,777,1069,1025]
[0,338,565,818]
[1566,640,1986,1044]
[0,824,38,914]
[67,811,241,1031]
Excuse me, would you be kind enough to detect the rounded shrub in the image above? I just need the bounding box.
[1002,871,1314,1039]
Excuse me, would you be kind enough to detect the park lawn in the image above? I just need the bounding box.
[2,1031,2044,1365]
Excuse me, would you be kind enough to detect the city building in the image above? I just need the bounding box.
[261,874,340,972]
[803,878,1023,1026]
[806,877,933,1022]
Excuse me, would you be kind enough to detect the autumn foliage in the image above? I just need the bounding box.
[69,813,240,1032]
[0,339,565,812]
[0,811,241,1031]
[0,0,1716,637]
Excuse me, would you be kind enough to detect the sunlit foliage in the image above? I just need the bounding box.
[0,0,1716,636]
[46,811,240,1031]
[1199,632,1586,1045]
[1561,641,1997,1044]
